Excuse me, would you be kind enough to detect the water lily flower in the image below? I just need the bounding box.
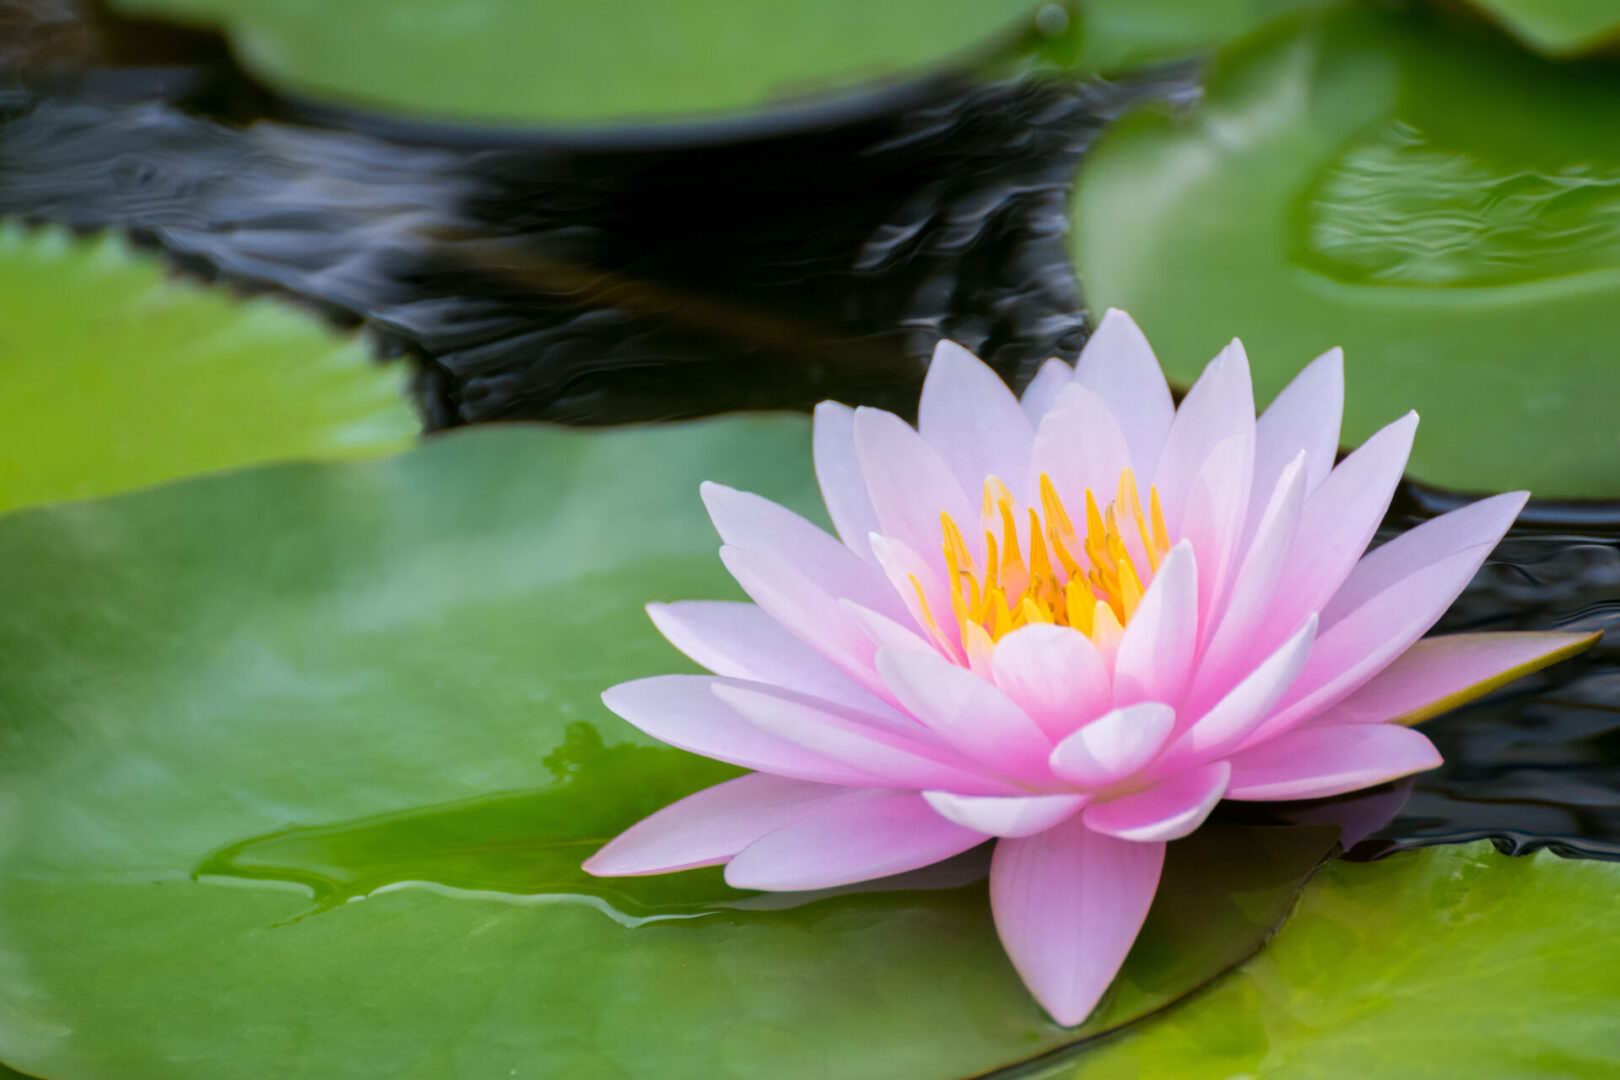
[584,310,1596,1025]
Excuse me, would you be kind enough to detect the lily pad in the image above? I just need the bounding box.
[0,225,415,516]
[108,0,1058,127]
[1071,0,1333,73]
[1072,3,1620,497]
[1027,842,1620,1078]
[1464,0,1620,57]
[0,419,1333,1080]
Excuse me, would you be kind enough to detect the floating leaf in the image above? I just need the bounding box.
[1023,842,1620,1078]
[1071,0,1332,73]
[1464,0,1620,57]
[0,419,1332,1079]
[0,225,415,515]
[1073,3,1620,496]
[108,0,1061,126]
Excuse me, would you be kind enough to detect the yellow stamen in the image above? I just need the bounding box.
[934,468,1171,653]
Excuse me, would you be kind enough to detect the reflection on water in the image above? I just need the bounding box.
[1301,119,1620,287]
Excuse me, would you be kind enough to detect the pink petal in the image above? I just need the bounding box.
[1225,724,1442,801]
[1082,761,1231,842]
[1185,454,1307,713]
[1049,702,1177,788]
[841,599,939,656]
[1245,544,1495,746]
[854,406,978,564]
[990,815,1165,1026]
[1114,543,1199,707]
[701,482,904,620]
[1159,615,1317,770]
[1253,347,1343,501]
[990,624,1112,741]
[918,340,1034,498]
[867,533,965,661]
[922,791,1087,837]
[647,601,885,713]
[1177,431,1253,624]
[1315,631,1601,727]
[1322,491,1526,630]
[601,676,884,786]
[875,647,1054,783]
[814,401,882,563]
[1151,338,1254,535]
[1071,309,1175,480]
[1028,383,1136,514]
[712,681,1019,796]
[725,791,987,890]
[1020,358,1073,424]
[1260,412,1416,646]
[584,773,860,876]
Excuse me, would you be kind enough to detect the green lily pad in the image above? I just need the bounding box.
[1071,0,1333,73]
[1464,0,1620,57]
[0,224,415,516]
[1027,842,1620,1078]
[108,0,1060,127]
[0,419,1333,1079]
[1073,3,1620,497]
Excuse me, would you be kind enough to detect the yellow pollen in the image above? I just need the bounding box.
[920,470,1172,652]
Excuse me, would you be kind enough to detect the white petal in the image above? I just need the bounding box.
[923,791,1087,838]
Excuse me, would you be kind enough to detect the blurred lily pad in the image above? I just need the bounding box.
[1464,0,1620,57]
[108,0,1059,127]
[1071,0,1332,73]
[0,419,1333,1080]
[0,225,415,516]
[1030,842,1620,1078]
[1073,3,1620,496]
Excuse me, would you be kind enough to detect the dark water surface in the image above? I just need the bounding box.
[5,2,1620,862]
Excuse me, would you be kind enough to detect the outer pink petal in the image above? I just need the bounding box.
[1071,309,1175,480]
[1314,631,1601,727]
[1322,491,1525,630]
[875,647,1054,782]
[1151,339,1254,534]
[1253,347,1343,501]
[1028,383,1136,513]
[990,815,1165,1026]
[990,624,1112,741]
[922,791,1087,838]
[1049,703,1177,788]
[1245,544,1494,746]
[919,340,1034,498]
[719,544,886,695]
[854,406,978,564]
[712,680,1019,796]
[701,482,904,620]
[1020,358,1073,424]
[1114,543,1199,707]
[584,773,861,876]
[1225,724,1442,801]
[1159,615,1317,770]
[647,601,885,713]
[814,401,882,563]
[1082,761,1231,842]
[602,676,884,786]
[1260,411,1416,646]
[1184,454,1307,712]
[1177,431,1254,624]
[724,791,987,890]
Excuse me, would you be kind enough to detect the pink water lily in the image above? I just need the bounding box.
[584,310,1596,1025]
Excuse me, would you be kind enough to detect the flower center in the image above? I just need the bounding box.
[916,469,1171,657]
